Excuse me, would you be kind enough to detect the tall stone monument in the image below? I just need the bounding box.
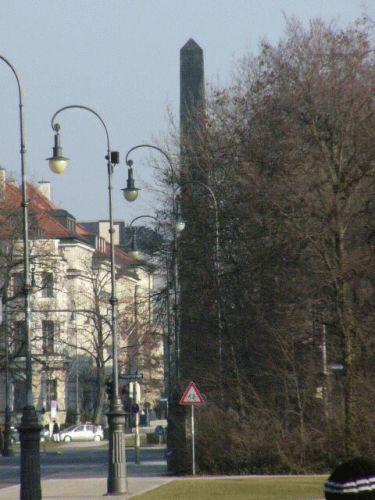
[179,38,216,389]
[167,38,210,476]
[180,38,205,179]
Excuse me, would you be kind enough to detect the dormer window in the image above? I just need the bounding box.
[98,236,106,254]
[66,216,75,233]
[50,209,76,233]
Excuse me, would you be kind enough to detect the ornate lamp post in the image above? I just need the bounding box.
[47,105,138,495]
[124,145,182,383]
[0,55,42,500]
[182,181,223,404]
[124,146,223,400]
[128,214,172,400]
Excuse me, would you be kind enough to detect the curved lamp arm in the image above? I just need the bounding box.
[0,56,25,166]
[51,104,110,146]
[130,214,159,226]
[124,144,176,203]
[128,215,160,260]
[0,55,32,398]
[47,105,111,174]
[125,144,176,182]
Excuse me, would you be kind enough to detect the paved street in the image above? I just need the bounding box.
[0,441,168,490]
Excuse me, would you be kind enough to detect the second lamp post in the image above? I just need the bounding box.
[47,104,138,495]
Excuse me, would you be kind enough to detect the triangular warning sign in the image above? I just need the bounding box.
[179,382,204,406]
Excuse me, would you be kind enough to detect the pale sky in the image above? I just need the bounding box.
[0,0,372,224]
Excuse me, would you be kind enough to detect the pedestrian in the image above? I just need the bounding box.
[324,457,375,499]
[52,420,60,442]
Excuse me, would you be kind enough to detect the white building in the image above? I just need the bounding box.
[0,169,164,429]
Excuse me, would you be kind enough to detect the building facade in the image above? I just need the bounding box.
[0,168,164,430]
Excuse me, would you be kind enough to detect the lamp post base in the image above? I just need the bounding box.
[19,405,42,500]
[107,402,127,495]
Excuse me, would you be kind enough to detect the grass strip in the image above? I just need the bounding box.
[132,475,327,500]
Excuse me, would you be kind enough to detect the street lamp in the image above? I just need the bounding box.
[124,146,223,402]
[182,181,223,404]
[124,145,181,383]
[128,214,168,464]
[47,105,137,495]
[128,214,173,401]
[0,55,42,500]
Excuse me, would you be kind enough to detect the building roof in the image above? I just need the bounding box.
[0,171,137,266]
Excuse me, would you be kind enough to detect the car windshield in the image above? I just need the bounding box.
[61,426,76,432]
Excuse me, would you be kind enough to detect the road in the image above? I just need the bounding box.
[0,442,167,489]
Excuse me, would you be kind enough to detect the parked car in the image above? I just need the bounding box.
[59,424,104,442]
[10,426,51,444]
[40,426,51,442]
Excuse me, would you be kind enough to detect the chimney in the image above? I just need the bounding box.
[37,181,52,201]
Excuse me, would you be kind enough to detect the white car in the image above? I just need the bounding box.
[10,426,50,444]
[59,424,104,442]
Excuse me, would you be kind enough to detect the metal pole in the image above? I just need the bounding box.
[322,324,329,419]
[2,292,12,457]
[125,145,180,385]
[183,181,223,404]
[134,382,141,464]
[172,195,180,385]
[0,54,42,500]
[125,145,188,474]
[128,214,173,415]
[76,330,80,424]
[191,405,195,475]
[107,150,127,494]
[50,105,127,495]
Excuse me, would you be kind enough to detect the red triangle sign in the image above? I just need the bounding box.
[179,382,204,406]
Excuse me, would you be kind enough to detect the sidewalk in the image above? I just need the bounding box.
[0,476,173,499]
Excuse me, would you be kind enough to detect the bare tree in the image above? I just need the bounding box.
[164,15,375,470]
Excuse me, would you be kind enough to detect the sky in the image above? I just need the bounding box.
[0,0,373,226]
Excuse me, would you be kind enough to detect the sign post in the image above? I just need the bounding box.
[179,382,204,475]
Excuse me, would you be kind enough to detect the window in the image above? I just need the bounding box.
[42,272,54,298]
[42,320,54,354]
[13,380,26,411]
[46,379,57,407]
[13,320,26,356]
[12,272,24,296]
